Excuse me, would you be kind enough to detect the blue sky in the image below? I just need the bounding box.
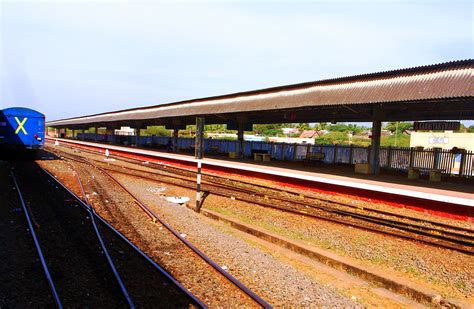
[1,0,472,125]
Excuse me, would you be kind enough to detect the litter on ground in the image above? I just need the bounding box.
[166,196,190,204]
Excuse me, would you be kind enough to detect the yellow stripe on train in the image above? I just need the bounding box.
[14,117,28,135]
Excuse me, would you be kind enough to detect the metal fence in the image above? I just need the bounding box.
[76,133,474,178]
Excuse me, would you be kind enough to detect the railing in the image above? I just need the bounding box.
[75,133,474,178]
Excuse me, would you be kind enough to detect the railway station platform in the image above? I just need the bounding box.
[46,138,474,221]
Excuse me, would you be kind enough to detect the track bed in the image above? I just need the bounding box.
[9,161,201,307]
[0,163,52,306]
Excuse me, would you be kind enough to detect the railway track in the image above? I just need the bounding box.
[101,163,474,254]
[47,145,474,255]
[10,161,203,308]
[48,143,474,234]
[44,148,272,308]
[117,156,474,234]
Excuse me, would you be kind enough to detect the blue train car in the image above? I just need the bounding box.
[0,107,45,151]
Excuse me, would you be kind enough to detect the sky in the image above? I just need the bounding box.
[0,0,472,125]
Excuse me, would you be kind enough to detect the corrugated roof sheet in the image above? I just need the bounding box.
[47,59,473,126]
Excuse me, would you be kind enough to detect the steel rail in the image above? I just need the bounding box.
[66,162,135,308]
[202,178,474,234]
[121,164,474,241]
[49,141,474,234]
[55,142,473,235]
[96,165,474,255]
[191,176,474,243]
[52,149,474,254]
[186,176,474,242]
[38,165,206,308]
[121,155,474,234]
[59,154,272,309]
[10,168,63,309]
[152,163,474,234]
[48,146,474,253]
[90,161,474,246]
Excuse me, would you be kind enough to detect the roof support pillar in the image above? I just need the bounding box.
[237,121,244,158]
[59,128,65,138]
[105,128,114,144]
[172,127,179,153]
[134,127,141,146]
[94,127,99,142]
[370,109,383,175]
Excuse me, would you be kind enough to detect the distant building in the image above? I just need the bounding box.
[268,137,315,144]
[243,135,266,142]
[365,130,391,138]
[114,126,135,136]
[410,131,474,151]
[299,130,317,138]
[206,133,265,141]
[281,128,299,135]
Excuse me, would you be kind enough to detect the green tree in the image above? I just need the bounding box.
[381,134,410,147]
[253,124,285,136]
[315,122,328,131]
[385,122,413,134]
[326,123,365,134]
[456,123,466,132]
[314,131,349,145]
[144,126,170,136]
[467,125,474,133]
[204,124,227,132]
[297,123,311,131]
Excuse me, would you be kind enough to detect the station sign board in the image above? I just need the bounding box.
[413,121,460,131]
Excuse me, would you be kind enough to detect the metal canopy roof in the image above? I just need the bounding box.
[47,59,474,128]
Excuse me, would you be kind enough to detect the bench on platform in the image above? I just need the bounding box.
[251,149,270,162]
[254,152,271,162]
[251,149,268,155]
[305,152,325,165]
[355,163,371,174]
[408,167,444,182]
[209,145,220,154]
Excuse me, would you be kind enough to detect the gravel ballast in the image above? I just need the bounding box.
[40,153,357,307]
[44,145,474,305]
[112,173,357,307]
